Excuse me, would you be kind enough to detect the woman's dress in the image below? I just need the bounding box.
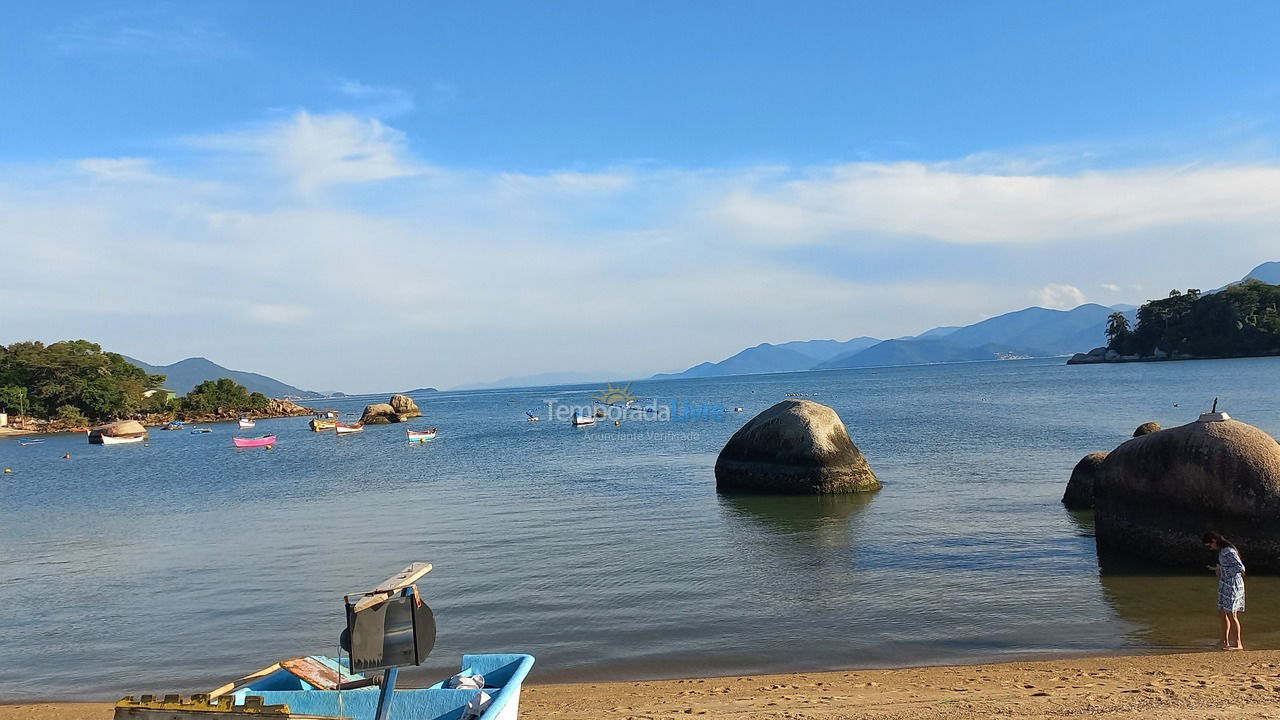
[1218,546,1246,612]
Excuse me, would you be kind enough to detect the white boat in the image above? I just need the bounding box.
[238,417,256,429]
[335,422,364,434]
[571,413,595,427]
[407,427,437,442]
[98,433,146,445]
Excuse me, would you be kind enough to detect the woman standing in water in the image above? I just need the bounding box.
[1204,531,1246,649]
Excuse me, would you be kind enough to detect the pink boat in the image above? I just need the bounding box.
[232,435,277,448]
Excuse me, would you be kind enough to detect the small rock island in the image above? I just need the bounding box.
[715,399,880,494]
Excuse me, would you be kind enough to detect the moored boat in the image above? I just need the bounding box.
[88,420,148,445]
[189,427,212,434]
[571,412,595,427]
[407,427,437,442]
[310,417,337,431]
[238,417,256,429]
[162,421,185,431]
[335,422,364,434]
[18,438,44,446]
[232,435,276,448]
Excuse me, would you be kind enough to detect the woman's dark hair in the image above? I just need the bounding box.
[1203,531,1237,550]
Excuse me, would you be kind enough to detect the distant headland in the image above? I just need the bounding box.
[1069,275,1280,365]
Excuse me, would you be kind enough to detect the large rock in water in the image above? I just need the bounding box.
[360,394,423,424]
[1062,451,1107,510]
[715,400,880,494]
[1095,413,1280,571]
[360,403,398,424]
[390,394,422,419]
[1133,421,1161,437]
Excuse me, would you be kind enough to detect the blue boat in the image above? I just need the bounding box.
[18,438,44,446]
[216,653,534,720]
[114,562,534,720]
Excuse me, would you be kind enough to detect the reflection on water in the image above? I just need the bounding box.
[1063,509,1096,538]
[717,493,876,549]
[1099,557,1280,649]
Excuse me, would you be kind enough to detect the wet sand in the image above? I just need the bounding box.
[9,650,1280,719]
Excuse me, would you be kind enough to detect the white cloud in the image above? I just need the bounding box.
[186,111,421,194]
[1100,283,1121,292]
[711,162,1280,245]
[1035,284,1086,310]
[335,79,415,117]
[4,111,1278,391]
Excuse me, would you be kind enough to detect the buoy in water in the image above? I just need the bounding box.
[63,453,71,459]
[266,445,273,450]
[614,420,620,426]
[3,468,10,474]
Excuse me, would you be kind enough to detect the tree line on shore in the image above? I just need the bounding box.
[1104,279,1280,358]
[0,340,269,425]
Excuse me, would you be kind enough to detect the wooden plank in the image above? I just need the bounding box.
[350,563,431,612]
[206,663,282,700]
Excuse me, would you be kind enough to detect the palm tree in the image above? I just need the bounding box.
[1106,312,1131,347]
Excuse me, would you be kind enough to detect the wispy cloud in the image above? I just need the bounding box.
[1035,284,1087,310]
[335,79,415,118]
[184,111,422,195]
[49,5,244,59]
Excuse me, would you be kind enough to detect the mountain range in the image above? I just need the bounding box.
[124,356,329,398]
[653,262,1278,380]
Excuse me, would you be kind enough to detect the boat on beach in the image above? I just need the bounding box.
[115,562,534,720]
[238,417,256,429]
[232,435,276,448]
[335,422,364,434]
[407,427,437,442]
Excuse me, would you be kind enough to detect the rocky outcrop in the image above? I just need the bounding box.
[360,394,423,424]
[390,394,422,419]
[1067,347,1108,365]
[1133,421,1161,437]
[1062,451,1107,510]
[715,399,880,494]
[1094,413,1280,571]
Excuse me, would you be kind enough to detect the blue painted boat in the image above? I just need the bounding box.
[226,653,534,720]
[18,438,44,445]
[115,563,534,720]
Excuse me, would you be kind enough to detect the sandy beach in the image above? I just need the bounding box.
[8,650,1280,720]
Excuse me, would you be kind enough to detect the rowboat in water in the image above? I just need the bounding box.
[238,417,256,429]
[571,412,595,427]
[310,418,337,431]
[407,427,437,442]
[233,435,276,448]
[18,438,44,446]
[189,427,212,434]
[335,422,364,434]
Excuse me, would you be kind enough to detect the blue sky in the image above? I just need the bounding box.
[2,2,1279,391]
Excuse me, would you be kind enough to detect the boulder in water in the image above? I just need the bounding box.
[1095,413,1280,571]
[1063,451,1107,510]
[360,403,399,424]
[715,399,880,494]
[390,394,422,419]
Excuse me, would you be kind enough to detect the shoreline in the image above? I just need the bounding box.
[8,649,1280,719]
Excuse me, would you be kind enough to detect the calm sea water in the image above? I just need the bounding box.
[3,357,1280,700]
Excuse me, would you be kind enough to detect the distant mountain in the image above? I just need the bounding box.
[815,339,1040,370]
[913,326,961,339]
[774,337,881,362]
[652,337,882,380]
[1242,261,1280,285]
[124,356,325,398]
[935,303,1118,356]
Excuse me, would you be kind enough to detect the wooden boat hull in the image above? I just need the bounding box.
[233,435,276,448]
[335,423,364,434]
[238,419,256,429]
[310,418,336,431]
[93,433,146,445]
[406,428,437,441]
[571,416,595,426]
